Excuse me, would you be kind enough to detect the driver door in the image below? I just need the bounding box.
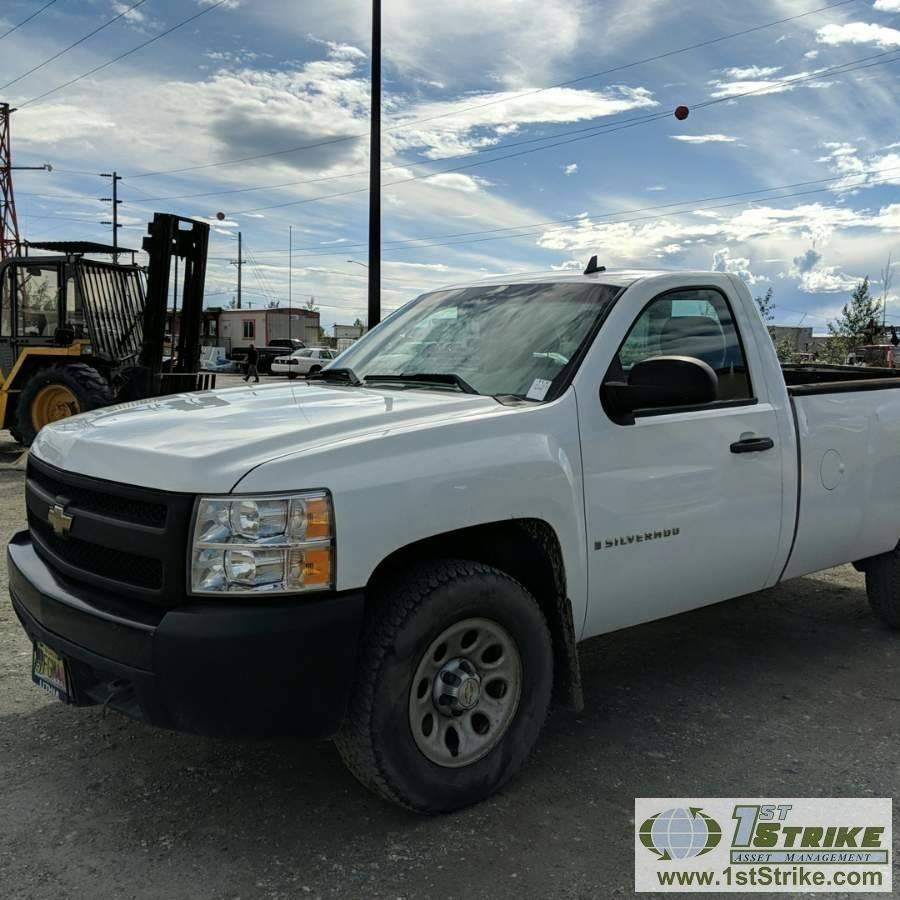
[579,284,787,637]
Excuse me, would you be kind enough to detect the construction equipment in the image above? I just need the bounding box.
[0,212,214,445]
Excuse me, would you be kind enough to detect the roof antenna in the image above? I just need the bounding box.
[583,255,606,275]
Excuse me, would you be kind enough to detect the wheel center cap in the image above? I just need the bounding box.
[433,657,481,715]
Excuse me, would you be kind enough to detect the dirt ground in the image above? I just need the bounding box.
[0,446,898,900]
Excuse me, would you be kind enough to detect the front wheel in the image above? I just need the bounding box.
[15,364,113,446]
[335,560,553,813]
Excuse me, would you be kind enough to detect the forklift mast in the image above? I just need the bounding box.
[129,213,211,399]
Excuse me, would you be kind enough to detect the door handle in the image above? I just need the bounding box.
[730,436,775,454]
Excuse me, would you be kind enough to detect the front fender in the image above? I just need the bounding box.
[234,390,590,636]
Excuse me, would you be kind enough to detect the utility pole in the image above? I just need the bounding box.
[288,225,292,346]
[367,0,381,329]
[230,230,243,309]
[0,103,52,260]
[100,171,122,262]
[172,254,179,347]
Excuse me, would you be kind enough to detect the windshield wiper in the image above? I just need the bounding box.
[308,366,362,386]
[363,372,479,394]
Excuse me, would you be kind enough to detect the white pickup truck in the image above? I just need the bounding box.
[10,266,900,813]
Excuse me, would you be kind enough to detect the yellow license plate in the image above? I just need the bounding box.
[32,642,71,703]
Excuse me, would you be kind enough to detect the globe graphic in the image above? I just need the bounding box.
[639,808,721,860]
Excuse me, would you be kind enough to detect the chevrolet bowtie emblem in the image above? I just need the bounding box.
[48,504,73,539]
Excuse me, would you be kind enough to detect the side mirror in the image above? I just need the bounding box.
[601,355,718,422]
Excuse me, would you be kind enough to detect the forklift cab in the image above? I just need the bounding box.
[0,258,83,367]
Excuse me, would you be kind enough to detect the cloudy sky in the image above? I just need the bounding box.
[4,0,900,332]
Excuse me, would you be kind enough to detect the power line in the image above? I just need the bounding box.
[263,162,900,257]
[0,1,149,92]
[215,54,891,218]
[386,0,863,132]
[122,0,862,181]
[224,47,900,217]
[0,0,59,43]
[17,0,231,108]
[276,168,900,260]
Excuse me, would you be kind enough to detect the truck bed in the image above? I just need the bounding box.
[781,363,900,394]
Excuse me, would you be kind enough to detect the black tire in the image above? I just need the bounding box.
[865,547,900,629]
[287,372,298,380]
[16,363,113,447]
[308,365,322,376]
[335,560,553,813]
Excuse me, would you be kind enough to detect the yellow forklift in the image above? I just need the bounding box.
[0,213,214,445]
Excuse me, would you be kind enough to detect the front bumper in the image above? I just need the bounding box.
[8,531,365,738]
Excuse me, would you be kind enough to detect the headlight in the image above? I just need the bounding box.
[190,492,333,595]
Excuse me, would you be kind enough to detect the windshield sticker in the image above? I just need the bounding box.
[526,378,552,401]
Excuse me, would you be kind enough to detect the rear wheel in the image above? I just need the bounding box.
[307,365,322,376]
[335,560,553,813]
[864,546,900,629]
[15,364,113,446]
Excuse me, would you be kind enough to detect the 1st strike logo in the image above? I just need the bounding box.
[595,527,680,550]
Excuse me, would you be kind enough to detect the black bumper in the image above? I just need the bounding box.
[8,532,365,738]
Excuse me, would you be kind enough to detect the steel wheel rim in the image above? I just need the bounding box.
[32,385,80,429]
[408,617,522,768]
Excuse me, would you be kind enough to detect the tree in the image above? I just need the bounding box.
[754,287,775,325]
[267,299,280,309]
[822,277,882,363]
[304,295,318,312]
[352,316,366,332]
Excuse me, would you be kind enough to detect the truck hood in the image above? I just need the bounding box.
[31,382,501,493]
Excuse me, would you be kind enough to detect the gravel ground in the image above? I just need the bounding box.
[0,440,898,900]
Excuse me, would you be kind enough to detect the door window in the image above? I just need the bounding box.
[608,288,752,408]
[65,275,85,337]
[16,265,60,338]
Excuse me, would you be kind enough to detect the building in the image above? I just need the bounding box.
[334,322,365,341]
[770,325,814,353]
[216,307,320,350]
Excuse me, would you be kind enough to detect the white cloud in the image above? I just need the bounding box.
[563,163,578,176]
[712,247,758,284]
[804,50,820,60]
[392,85,657,159]
[646,185,666,192]
[797,268,860,293]
[817,22,900,48]
[874,0,900,11]
[708,70,817,99]
[424,173,490,193]
[722,65,782,79]
[670,134,737,144]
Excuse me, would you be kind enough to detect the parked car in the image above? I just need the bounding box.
[11,266,900,814]
[271,347,338,378]
[230,339,307,374]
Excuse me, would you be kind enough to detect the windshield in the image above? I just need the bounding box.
[328,281,621,398]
